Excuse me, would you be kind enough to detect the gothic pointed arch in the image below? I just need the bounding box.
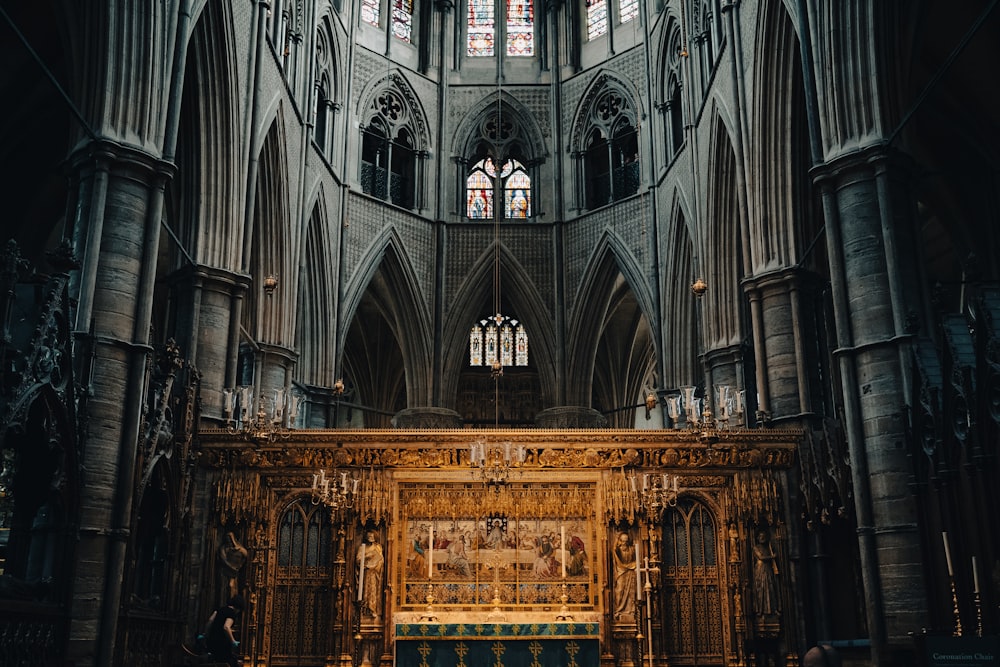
[167,0,241,271]
[296,193,337,390]
[565,232,657,408]
[657,17,686,164]
[660,190,699,387]
[313,13,342,161]
[749,0,813,271]
[441,242,557,417]
[570,72,642,210]
[453,91,548,221]
[356,70,430,210]
[339,229,434,416]
[246,113,294,349]
[702,112,743,350]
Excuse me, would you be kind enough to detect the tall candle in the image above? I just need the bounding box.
[561,526,567,578]
[973,556,980,594]
[428,525,434,579]
[358,543,366,602]
[942,531,954,576]
[635,530,642,600]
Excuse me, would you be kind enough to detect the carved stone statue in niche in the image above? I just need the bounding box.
[357,529,384,619]
[752,529,780,617]
[612,531,638,621]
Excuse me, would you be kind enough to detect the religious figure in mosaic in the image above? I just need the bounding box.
[612,531,637,620]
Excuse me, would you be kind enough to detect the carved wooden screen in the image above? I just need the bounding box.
[268,499,334,667]
[660,498,724,665]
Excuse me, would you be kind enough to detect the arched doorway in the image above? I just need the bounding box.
[266,498,334,667]
[661,498,725,666]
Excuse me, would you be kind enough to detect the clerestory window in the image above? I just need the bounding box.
[468,0,535,57]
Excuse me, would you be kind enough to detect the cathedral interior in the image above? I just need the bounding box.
[0,1,998,666]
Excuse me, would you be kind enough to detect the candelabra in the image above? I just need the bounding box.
[311,469,360,510]
[469,439,526,485]
[630,472,681,523]
[222,385,300,442]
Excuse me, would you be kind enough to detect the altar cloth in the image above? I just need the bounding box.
[395,622,600,666]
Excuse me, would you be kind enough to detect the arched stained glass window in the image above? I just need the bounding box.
[587,0,608,40]
[392,0,414,42]
[465,158,531,220]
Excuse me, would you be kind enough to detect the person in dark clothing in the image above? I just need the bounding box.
[199,594,245,667]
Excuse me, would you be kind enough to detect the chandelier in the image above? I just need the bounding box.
[222,385,300,442]
[470,439,526,485]
[630,472,682,523]
[661,383,746,429]
[311,468,360,510]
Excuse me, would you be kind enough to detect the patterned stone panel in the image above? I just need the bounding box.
[563,210,609,308]
[444,225,495,309]
[502,225,556,314]
[344,194,436,308]
[563,196,652,313]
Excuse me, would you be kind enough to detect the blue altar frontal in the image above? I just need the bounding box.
[395,622,601,667]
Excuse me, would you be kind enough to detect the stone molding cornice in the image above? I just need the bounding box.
[197,428,800,470]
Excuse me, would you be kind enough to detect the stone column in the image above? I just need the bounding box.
[167,265,251,422]
[66,142,175,667]
[815,147,926,653]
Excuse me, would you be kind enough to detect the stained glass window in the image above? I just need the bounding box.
[505,167,531,219]
[392,0,413,42]
[468,0,495,56]
[470,315,528,367]
[361,0,380,27]
[466,168,494,219]
[466,158,531,220]
[587,0,608,40]
[620,0,638,23]
[506,0,534,56]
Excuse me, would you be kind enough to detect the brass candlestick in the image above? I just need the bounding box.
[556,581,573,620]
[419,582,438,622]
[949,578,962,637]
[974,591,983,638]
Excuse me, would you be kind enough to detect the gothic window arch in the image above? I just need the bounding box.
[661,21,685,162]
[360,84,426,210]
[577,85,640,210]
[460,100,539,221]
[314,18,337,161]
[467,0,536,57]
[691,0,723,97]
[271,0,299,74]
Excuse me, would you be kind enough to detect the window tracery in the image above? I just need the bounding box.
[579,87,640,209]
[360,85,424,210]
